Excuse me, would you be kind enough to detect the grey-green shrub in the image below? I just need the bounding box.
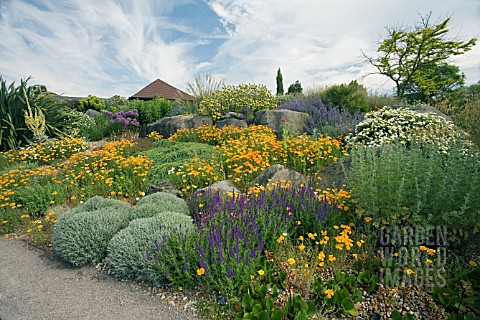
[132,192,188,220]
[81,196,131,212]
[347,141,480,229]
[56,196,130,221]
[107,211,195,284]
[52,198,131,266]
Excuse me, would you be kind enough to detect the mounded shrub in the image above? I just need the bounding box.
[107,211,195,284]
[52,205,131,266]
[321,80,370,114]
[54,196,129,221]
[128,97,172,125]
[80,196,131,212]
[346,106,468,151]
[198,83,276,120]
[141,141,215,183]
[133,192,189,219]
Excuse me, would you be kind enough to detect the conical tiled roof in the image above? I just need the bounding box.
[129,79,194,101]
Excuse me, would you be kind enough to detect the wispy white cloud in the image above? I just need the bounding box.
[205,0,480,93]
[0,0,216,97]
[0,0,478,97]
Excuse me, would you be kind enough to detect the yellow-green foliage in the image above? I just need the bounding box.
[198,83,276,120]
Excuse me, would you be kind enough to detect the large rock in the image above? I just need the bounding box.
[253,109,310,139]
[144,180,182,197]
[197,180,242,196]
[250,164,307,189]
[140,114,213,139]
[412,104,454,122]
[85,109,102,118]
[216,117,248,129]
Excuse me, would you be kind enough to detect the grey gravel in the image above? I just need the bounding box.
[0,237,201,320]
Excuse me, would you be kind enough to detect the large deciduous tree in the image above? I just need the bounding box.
[364,13,476,100]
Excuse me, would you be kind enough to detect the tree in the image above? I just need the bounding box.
[404,63,465,102]
[363,13,476,99]
[276,68,284,95]
[287,80,303,95]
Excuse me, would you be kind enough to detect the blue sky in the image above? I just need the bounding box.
[1,0,479,98]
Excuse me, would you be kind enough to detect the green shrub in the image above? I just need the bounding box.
[52,205,131,266]
[78,113,119,141]
[321,81,370,114]
[346,106,467,152]
[14,182,67,213]
[131,192,189,220]
[128,97,172,125]
[107,211,195,284]
[198,83,276,120]
[141,141,216,183]
[436,83,480,146]
[347,142,480,230]
[52,108,94,138]
[77,95,106,112]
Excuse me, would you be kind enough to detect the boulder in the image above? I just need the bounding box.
[253,109,310,139]
[314,157,351,190]
[197,180,242,196]
[216,117,248,129]
[412,104,454,122]
[144,180,182,197]
[85,109,102,118]
[250,164,307,189]
[140,114,213,139]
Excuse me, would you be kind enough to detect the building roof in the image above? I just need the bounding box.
[129,79,194,101]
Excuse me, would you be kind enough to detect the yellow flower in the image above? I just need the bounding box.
[470,260,478,267]
[250,275,254,279]
[364,217,372,223]
[405,269,415,275]
[324,289,335,298]
[333,225,339,229]
[426,259,433,264]
[318,251,325,261]
[307,232,317,240]
[394,253,399,257]
[26,229,32,233]
[197,268,205,275]
[287,258,295,265]
[37,225,43,230]
[419,245,427,251]
[277,235,285,243]
[70,195,77,200]
[257,269,265,276]
[357,241,362,247]
[427,249,436,256]
[335,243,344,250]
[298,244,306,251]
[328,255,336,262]
[298,236,304,241]
[352,253,358,259]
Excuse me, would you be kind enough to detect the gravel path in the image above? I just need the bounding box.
[0,237,201,320]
